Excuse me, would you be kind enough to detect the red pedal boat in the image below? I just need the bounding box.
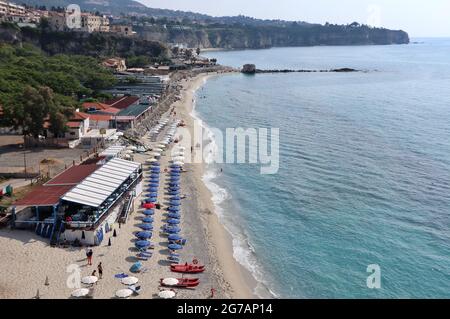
[160,278,200,288]
[170,264,205,273]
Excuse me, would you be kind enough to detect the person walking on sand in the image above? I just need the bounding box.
[86,249,93,266]
[97,262,103,279]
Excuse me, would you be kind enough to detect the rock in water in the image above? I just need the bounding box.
[242,64,256,74]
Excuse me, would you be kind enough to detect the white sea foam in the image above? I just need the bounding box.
[190,90,278,299]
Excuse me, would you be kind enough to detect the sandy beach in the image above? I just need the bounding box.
[0,71,255,299]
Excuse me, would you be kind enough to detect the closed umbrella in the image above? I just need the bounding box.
[135,231,152,239]
[121,276,139,285]
[135,240,151,249]
[71,288,90,298]
[168,234,182,241]
[130,262,142,273]
[168,213,181,219]
[116,289,133,298]
[165,227,181,234]
[168,243,182,250]
[168,219,180,225]
[138,224,153,231]
[142,217,154,223]
[142,209,154,216]
[158,290,176,299]
[81,276,98,285]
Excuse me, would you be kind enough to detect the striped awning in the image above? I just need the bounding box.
[62,158,140,207]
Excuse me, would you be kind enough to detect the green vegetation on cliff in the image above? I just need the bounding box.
[0,44,117,137]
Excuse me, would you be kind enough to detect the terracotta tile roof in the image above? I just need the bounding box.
[14,164,100,206]
[14,185,74,207]
[72,112,90,120]
[67,121,81,128]
[102,107,121,114]
[104,96,140,110]
[82,102,111,111]
[88,114,112,121]
[45,164,99,186]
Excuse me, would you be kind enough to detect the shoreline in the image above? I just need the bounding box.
[173,72,258,299]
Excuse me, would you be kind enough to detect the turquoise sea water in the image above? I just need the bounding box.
[196,39,450,298]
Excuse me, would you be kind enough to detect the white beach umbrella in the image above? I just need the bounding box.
[158,290,176,299]
[116,289,133,298]
[124,150,134,154]
[121,276,139,285]
[172,152,184,157]
[160,141,169,145]
[146,158,157,163]
[162,278,179,286]
[124,154,131,159]
[177,146,186,151]
[127,145,137,151]
[153,148,164,152]
[173,161,184,166]
[71,288,90,298]
[150,152,161,157]
[157,144,166,148]
[116,132,124,137]
[81,276,98,285]
[172,157,185,162]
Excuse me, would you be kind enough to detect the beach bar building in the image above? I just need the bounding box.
[60,158,142,246]
[12,158,143,246]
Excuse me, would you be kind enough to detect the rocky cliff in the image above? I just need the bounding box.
[138,24,409,49]
[0,24,169,59]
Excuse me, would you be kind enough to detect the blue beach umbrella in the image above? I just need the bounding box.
[168,244,182,250]
[168,213,181,219]
[151,169,161,174]
[130,262,142,273]
[142,209,154,216]
[149,177,159,181]
[151,162,160,166]
[169,176,180,181]
[147,198,157,203]
[168,182,180,187]
[135,240,151,249]
[167,219,180,225]
[148,192,158,197]
[168,206,180,212]
[135,231,152,239]
[168,191,180,196]
[165,227,181,234]
[169,171,180,176]
[148,187,158,192]
[142,217,154,223]
[170,200,181,206]
[139,224,154,231]
[147,183,159,187]
[169,195,181,201]
[170,186,180,192]
[168,234,182,241]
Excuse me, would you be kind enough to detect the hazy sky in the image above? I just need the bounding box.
[138,0,450,37]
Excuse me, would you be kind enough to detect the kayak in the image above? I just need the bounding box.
[170,264,205,274]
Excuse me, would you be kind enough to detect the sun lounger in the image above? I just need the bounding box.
[129,285,142,295]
